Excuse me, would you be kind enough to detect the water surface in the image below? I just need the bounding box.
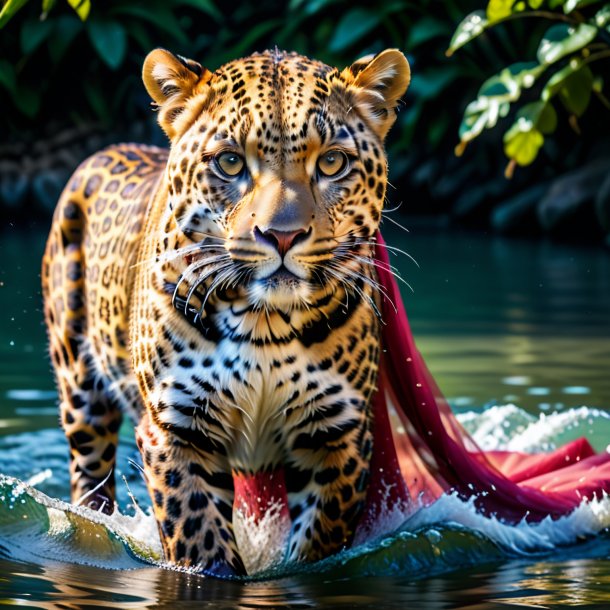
[0,221,609,608]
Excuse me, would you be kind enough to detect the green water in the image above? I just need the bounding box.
[0,221,609,608]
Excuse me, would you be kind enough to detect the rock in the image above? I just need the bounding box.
[537,158,610,233]
[0,160,29,208]
[32,169,70,213]
[491,183,549,234]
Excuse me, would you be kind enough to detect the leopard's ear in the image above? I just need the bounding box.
[142,48,212,139]
[341,49,410,140]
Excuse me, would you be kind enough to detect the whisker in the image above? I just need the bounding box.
[381,214,410,234]
[327,260,397,315]
[353,239,420,268]
[198,266,238,319]
[324,265,384,322]
[173,257,231,311]
[184,257,231,315]
[382,200,403,214]
[353,255,414,294]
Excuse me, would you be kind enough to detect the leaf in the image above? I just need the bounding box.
[126,21,152,52]
[406,17,451,48]
[408,66,463,99]
[447,11,489,56]
[66,0,90,21]
[542,60,593,116]
[329,8,382,52]
[503,124,544,167]
[537,23,598,65]
[42,0,57,18]
[517,100,557,134]
[594,4,610,29]
[15,83,42,118]
[87,19,127,70]
[487,0,515,21]
[0,0,29,28]
[560,66,594,116]
[109,5,188,45]
[49,14,83,64]
[0,59,17,94]
[221,19,283,61]
[456,62,544,146]
[20,17,54,54]
[500,61,545,89]
[503,101,557,168]
[564,0,602,13]
[175,0,223,22]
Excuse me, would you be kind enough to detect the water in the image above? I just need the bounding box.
[1,221,609,608]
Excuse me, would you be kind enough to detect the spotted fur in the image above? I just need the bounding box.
[42,48,410,575]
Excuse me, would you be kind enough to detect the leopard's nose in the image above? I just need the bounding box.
[254,226,311,256]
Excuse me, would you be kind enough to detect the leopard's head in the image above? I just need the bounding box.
[143,48,410,313]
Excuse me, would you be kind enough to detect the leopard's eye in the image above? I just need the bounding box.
[317,150,348,178]
[215,152,245,177]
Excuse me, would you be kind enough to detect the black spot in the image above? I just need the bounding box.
[318,358,332,370]
[204,529,214,550]
[101,443,116,462]
[162,519,175,538]
[71,430,93,445]
[183,516,203,538]
[314,467,340,485]
[341,485,353,502]
[323,497,341,520]
[343,458,358,476]
[175,541,186,560]
[154,490,163,507]
[166,497,182,519]
[188,463,233,490]
[190,545,200,564]
[165,469,182,488]
[285,467,312,493]
[189,491,209,511]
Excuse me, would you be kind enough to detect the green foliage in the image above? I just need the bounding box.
[449,0,610,173]
[0,0,480,170]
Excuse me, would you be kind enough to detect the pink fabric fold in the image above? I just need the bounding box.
[360,232,610,529]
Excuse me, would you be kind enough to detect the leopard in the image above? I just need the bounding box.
[41,47,410,576]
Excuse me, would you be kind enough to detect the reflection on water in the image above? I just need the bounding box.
[1,547,610,609]
[389,226,610,412]
[1,222,609,608]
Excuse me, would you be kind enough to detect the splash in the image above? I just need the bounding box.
[0,405,609,579]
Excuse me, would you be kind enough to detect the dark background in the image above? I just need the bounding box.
[1,0,610,243]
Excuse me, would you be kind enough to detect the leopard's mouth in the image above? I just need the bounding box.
[262,265,300,286]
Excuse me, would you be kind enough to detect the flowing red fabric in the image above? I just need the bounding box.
[233,232,610,536]
[359,232,610,531]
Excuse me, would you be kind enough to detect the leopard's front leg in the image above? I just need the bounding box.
[285,402,373,562]
[136,414,245,576]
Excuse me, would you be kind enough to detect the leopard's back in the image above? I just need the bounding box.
[42,143,167,504]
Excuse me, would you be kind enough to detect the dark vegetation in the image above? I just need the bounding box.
[1,0,609,243]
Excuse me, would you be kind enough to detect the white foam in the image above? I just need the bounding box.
[457,404,610,452]
[402,491,610,555]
